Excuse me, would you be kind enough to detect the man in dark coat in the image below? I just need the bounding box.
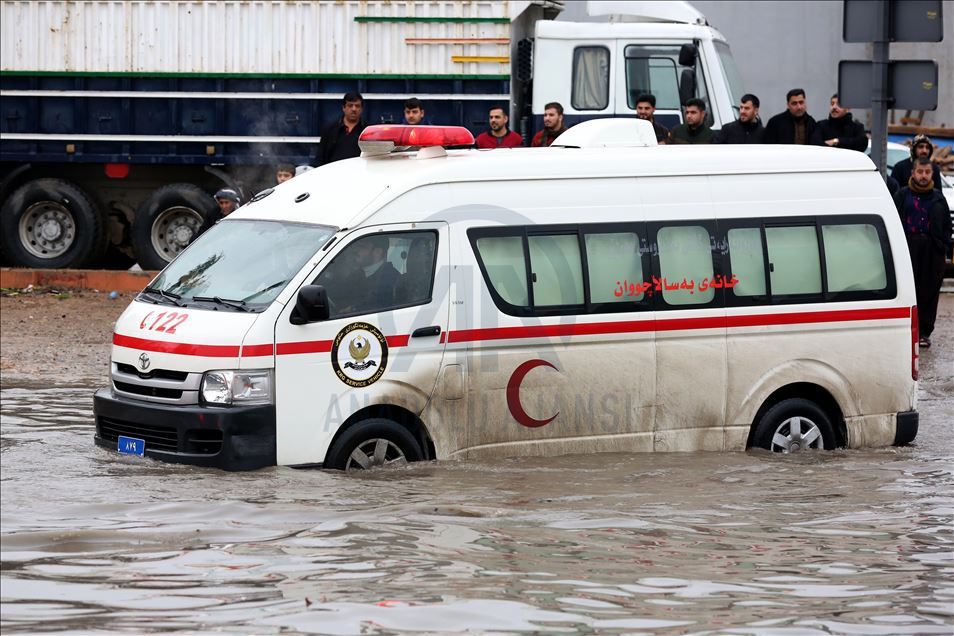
[669,98,713,144]
[893,157,953,348]
[810,94,868,151]
[354,235,400,312]
[634,93,670,144]
[892,134,943,191]
[763,88,816,144]
[713,93,764,144]
[315,92,367,166]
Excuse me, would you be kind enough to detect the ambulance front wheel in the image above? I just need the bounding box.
[751,398,836,453]
[326,418,424,471]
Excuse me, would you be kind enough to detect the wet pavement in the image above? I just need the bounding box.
[1,319,952,634]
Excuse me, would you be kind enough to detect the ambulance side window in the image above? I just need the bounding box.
[822,223,887,292]
[720,214,895,306]
[528,234,584,306]
[312,231,437,319]
[474,235,529,306]
[655,224,716,306]
[765,225,822,296]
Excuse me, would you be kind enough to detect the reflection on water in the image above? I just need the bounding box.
[1,384,952,635]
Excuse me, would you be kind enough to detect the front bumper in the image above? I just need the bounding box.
[93,388,276,471]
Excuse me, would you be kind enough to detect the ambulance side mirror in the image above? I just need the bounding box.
[290,285,330,324]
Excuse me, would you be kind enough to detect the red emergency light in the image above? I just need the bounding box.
[358,125,475,151]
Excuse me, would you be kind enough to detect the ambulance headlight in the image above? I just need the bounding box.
[201,370,273,406]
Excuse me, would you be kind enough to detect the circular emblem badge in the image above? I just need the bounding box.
[331,322,389,388]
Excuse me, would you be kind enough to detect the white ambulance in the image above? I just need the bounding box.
[94,122,920,471]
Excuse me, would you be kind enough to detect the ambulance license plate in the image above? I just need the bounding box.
[118,436,145,456]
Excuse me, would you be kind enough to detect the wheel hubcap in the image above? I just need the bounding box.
[345,438,408,471]
[151,206,203,262]
[771,416,823,453]
[18,202,76,259]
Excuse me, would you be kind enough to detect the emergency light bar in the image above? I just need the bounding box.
[358,125,475,157]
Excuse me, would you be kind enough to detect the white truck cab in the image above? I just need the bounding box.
[531,1,745,131]
[94,122,919,471]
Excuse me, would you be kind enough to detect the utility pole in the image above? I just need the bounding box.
[870,0,891,179]
[840,0,942,179]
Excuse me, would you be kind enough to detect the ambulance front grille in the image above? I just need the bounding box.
[115,363,188,382]
[113,381,182,400]
[111,362,201,405]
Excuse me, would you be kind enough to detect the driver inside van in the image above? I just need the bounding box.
[316,235,399,315]
[354,236,400,311]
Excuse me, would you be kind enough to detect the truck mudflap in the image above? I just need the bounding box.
[894,410,919,446]
[93,388,276,471]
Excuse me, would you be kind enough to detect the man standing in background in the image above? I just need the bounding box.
[475,106,523,149]
[669,98,713,144]
[810,94,867,151]
[713,94,764,144]
[634,93,670,144]
[403,98,428,125]
[531,102,567,147]
[315,92,367,166]
[763,88,816,144]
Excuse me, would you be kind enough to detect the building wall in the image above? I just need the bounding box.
[559,0,953,130]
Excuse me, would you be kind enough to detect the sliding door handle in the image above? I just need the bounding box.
[411,325,441,338]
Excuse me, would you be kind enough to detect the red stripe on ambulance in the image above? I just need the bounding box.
[113,333,240,357]
[114,307,909,358]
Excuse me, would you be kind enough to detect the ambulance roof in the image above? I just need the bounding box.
[231,145,877,230]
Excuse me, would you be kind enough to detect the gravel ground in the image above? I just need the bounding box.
[0,289,129,384]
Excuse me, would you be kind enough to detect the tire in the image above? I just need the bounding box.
[131,183,218,270]
[325,418,424,471]
[751,398,836,453]
[0,178,108,268]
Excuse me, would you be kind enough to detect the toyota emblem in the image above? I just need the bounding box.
[138,352,151,371]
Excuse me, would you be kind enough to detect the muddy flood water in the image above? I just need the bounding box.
[2,351,952,634]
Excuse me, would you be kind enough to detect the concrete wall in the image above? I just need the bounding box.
[559,0,953,131]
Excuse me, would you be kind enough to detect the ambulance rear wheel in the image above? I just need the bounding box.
[752,398,835,453]
[326,418,423,471]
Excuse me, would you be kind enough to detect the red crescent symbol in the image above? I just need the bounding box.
[506,359,559,428]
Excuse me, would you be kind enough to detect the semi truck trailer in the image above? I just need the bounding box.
[0,0,744,270]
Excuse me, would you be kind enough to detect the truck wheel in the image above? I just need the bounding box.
[751,398,836,453]
[132,183,218,270]
[0,178,107,268]
[325,418,423,471]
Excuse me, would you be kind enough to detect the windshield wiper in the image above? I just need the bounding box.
[191,295,251,312]
[242,280,287,302]
[141,286,186,307]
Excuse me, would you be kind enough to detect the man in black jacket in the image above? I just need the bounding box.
[892,134,943,191]
[893,157,953,348]
[713,93,764,144]
[763,88,816,145]
[810,94,867,151]
[314,92,367,166]
[634,93,670,144]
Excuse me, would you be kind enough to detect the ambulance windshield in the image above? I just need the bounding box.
[145,220,335,312]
